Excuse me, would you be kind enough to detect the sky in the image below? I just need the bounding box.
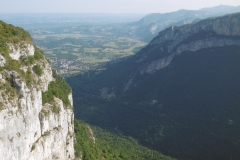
[0,0,240,13]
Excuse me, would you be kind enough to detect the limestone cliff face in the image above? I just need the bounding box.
[117,13,240,92]
[137,13,240,74]
[0,41,75,160]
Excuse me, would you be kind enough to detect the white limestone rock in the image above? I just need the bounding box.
[8,43,35,61]
[0,55,6,67]
[0,42,75,160]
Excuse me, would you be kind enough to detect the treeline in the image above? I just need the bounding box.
[74,119,175,160]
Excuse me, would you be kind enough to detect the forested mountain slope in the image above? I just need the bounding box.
[68,12,240,159]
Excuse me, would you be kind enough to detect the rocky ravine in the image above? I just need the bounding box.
[0,41,75,159]
[137,13,240,74]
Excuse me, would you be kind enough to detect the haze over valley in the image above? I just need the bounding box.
[1,2,240,160]
[1,5,240,76]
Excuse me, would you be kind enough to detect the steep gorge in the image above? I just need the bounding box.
[68,12,240,159]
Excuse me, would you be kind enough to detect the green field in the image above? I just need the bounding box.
[33,32,146,75]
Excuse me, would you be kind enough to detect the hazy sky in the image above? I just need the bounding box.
[1,0,240,13]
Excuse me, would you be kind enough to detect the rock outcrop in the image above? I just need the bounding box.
[137,13,240,74]
[0,22,75,160]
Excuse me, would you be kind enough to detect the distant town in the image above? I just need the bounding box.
[49,58,97,76]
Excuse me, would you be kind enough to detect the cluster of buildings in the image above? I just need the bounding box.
[49,58,93,76]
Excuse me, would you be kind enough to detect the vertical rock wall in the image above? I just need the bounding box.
[0,43,75,160]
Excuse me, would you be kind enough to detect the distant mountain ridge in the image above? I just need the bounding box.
[136,12,240,75]
[131,5,240,41]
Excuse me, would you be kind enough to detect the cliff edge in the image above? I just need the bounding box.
[0,21,74,160]
[137,12,240,74]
